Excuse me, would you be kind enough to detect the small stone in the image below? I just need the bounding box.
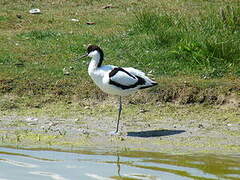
[16,14,22,19]
[29,8,41,14]
[227,123,232,127]
[74,118,80,122]
[71,18,79,22]
[64,72,70,75]
[102,4,115,9]
[139,109,149,113]
[35,104,41,108]
[82,130,89,135]
[26,117,38,122]
[84,106,90,109]
[86,22,96,25]
[63,68,70,75]
[15,62,24,67]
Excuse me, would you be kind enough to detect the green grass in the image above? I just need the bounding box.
[0,0,240,108]
[127,5,240,77]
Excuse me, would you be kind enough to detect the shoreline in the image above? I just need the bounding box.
[0,100,239,154]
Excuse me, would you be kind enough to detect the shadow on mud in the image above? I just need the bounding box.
[127,129,186,138]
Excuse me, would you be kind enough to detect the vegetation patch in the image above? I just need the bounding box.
[0,0,239,109]
[130,6,240,77]
[18,30,62,40]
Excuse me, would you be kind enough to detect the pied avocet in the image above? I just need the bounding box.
[78,45,157,134]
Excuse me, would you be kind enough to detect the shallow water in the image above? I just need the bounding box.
[0,147,239,180]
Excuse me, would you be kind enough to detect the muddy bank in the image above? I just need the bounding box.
[1,77,240,112]
[0,100,240,154]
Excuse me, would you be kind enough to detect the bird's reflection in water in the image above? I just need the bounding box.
[116,154,121,178]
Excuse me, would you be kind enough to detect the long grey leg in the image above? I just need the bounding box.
[115,96,122,133]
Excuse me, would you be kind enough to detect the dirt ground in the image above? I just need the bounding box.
[0,98,240,154]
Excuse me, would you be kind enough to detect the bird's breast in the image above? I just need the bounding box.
[89,70,107,89]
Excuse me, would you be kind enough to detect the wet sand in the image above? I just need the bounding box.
[0,100,240,154]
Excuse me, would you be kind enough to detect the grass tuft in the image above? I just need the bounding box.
[129,5,240,77]
[19,30,62,40]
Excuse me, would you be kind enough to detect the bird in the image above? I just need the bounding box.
[77,45,157,134]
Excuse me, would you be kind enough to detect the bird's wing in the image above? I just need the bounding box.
[123,67,146,77]
[109,67,138,87]
[123,67,157,85]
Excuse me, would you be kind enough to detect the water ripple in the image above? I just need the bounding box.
[0,147,239,180]
[0,159,38,168]
[85,173,113,180]
[29,171,69,180]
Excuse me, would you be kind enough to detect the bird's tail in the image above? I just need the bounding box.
[139,77,158,89]
[140,82,157,89]
[123,67,158,90]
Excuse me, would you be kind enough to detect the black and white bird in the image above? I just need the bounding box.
[78,45,157,134]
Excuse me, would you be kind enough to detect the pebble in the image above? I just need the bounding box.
[71,18,79,22]
[84,106,90,110]
[102,4,115,9]
[82,130,89,135]
[139,109,149,113]
[63,68,70,75]
[29,8,41,14]
[86,22,96,25]
[16,14,22,19]
[15,62,24,67]
[28,123,37,126]
[25,117,38,122]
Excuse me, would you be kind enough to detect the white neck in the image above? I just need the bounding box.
[88,52,101,75]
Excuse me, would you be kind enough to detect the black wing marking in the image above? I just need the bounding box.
[109,67,136,79]
[109,67,146,90]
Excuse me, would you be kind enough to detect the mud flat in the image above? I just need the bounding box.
[0,98,240,154]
